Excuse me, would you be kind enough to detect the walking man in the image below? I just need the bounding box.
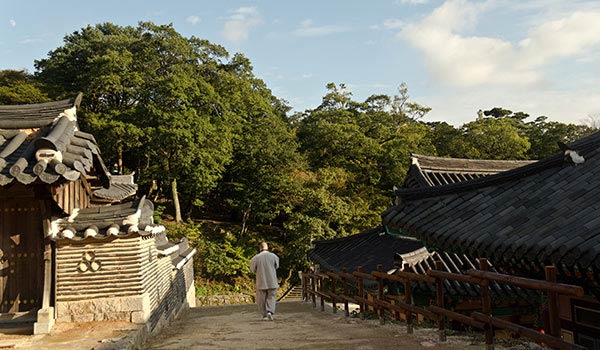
[250,242,279,320]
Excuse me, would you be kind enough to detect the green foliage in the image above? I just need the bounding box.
[461,117,531,159]
[0,70,50,105]
[153,205,165,224]
[5,21,597,294]
[167,222,253,284]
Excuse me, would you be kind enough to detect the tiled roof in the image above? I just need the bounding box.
[0,94,99,185]
[308,227,533,300]
[308,227,425,274]
[383,131,600,270]
[0,95,137,202]
[93,174,138,201]
[398,250,536,300]
[403,154,534,188]
[50,196,165,241]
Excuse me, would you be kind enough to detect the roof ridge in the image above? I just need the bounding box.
[0,94,81,111]
[397,130,600,200]
[411,153,534,164]
[310,226,384,245]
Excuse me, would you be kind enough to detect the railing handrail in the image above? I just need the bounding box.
[300,260,587,350]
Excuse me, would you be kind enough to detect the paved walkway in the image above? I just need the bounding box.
[0,321,139,349]
[145,301,493,350]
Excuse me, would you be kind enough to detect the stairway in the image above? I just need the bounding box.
[0,310,36,335]
[278,284,303,301]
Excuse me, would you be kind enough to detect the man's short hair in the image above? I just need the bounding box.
[259,242,269,251]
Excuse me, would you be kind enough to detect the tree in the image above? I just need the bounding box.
[0,70,50,105]
[525,116,594,159]
[35,22,236,222]
[460,116,530,159]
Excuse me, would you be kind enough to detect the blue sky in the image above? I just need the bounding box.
[2,0,600,125]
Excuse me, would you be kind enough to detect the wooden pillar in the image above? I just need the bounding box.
[479,258,494,350]
[342,267,350,317]
[403,263,413,334]
[377,264,385,325]
[301,272,306,302]
[435,260,446,342]
[319,276,325,312]
[545,266,561,338]
[357,266,365,319]
[331,275,337,314]
[41,242,52,310]
[311,273,316,308]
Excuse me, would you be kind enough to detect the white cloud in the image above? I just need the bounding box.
[400,0,600,87]
[9,19,16,27]
[222,7,262,44]
[423,85,600,126]
[292,19,349,37]
[186,15,201,25]
[396,0,429,5]
[383,18,404,30]
[19,37,43,44]
[301,73,313,79]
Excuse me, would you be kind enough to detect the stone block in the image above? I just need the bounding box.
[56,294,151,322]
[56,315,73,323]
[186,283,196,308]
[71,313,94,323]
[94,311,130,322]
[37,307,55,323]
[130,310,148,324]
[34,321,54,335]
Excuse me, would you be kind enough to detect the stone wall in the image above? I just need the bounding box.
[196,294,254,306]
[56,294,151,323]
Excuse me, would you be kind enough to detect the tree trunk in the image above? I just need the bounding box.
[172,178,182,223]
[118,146,123,175]
[241,203,251,236]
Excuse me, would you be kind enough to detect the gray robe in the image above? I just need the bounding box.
[249,251,279,290]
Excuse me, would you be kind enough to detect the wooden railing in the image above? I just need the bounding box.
[301,259,586,350]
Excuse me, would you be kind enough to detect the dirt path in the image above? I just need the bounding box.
[145,301,501,350]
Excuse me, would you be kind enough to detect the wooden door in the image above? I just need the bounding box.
[0,199,44,313]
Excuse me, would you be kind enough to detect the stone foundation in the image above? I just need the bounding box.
[56,294,151,323]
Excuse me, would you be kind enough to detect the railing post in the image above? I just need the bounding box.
[319,276,325,312]
[300,271,306,302]
[545,266,561,338]
[377,264,385,325]
[357,266,365,319]
[402,263,413,334]
[435,260,446,342]
[479,258,494,350]
[331,274,337,314]
[311,272,316,308]
[342,267,350,317]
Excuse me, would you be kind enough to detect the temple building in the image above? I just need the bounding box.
[382,133,600,347]
[0,95,195,334]
[309,154,534,309]
[308,153,533,276]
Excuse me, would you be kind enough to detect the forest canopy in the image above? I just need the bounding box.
[0,22,595,294]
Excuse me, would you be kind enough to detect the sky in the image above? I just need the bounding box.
[2,0,600,125]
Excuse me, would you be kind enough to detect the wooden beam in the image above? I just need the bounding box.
[472,312,586,350]
[435,260,446,342]
[393,269,436,283]
[427,269,484,285]
[479,259,494,350]
[545,266,561,338]
[428,305,485,329]
[467,269,584,297]
[373,299,438,321]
